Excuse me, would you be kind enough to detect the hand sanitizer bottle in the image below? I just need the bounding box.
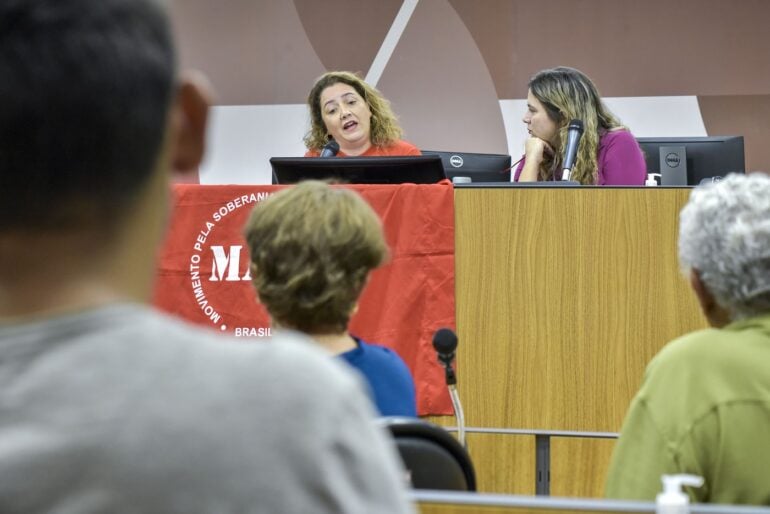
[656,474,704,514]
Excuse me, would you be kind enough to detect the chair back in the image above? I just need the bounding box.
[379,416,477,491]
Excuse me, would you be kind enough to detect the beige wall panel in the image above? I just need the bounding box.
[449,0,770,98]
[170,0,325,104]
[294,0,402,74]
[376,0,509,154]
[698,95,770,172]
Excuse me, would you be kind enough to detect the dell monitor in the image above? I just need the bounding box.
[270,156,446,185]
[421,150,512,183]
[636,136,745,186]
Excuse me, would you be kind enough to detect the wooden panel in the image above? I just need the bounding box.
[454,188,706,432]
[550,438,618,498]
[439,188,707,496]
[466,433,535,495]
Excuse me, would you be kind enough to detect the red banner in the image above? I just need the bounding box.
[153,184,455,415]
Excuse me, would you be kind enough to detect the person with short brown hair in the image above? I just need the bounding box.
[245,181,418,416]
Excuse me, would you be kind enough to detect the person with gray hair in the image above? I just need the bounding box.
[605,173,770,504]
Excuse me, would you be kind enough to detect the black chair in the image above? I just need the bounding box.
[378,416,477,491]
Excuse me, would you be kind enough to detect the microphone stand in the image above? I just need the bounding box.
[441,359,466,448]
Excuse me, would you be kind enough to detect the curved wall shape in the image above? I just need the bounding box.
[450,0,770,98]
[171,0,326,104]
[376,0,509,154]
[294,0,403,76]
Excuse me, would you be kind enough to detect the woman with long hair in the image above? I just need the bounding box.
[304,71,420,157]
[515,66,646,185]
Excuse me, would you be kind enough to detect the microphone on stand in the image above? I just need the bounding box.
[319,140,340,158]
[432,328,466,448]
[561,119,584,181]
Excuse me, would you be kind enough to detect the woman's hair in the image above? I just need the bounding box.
[244,180,388,334]
[528,66,623,184]
[303,71,403,151]
[678,173,770,321]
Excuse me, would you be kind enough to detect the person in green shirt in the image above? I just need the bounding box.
[606,173,770,504]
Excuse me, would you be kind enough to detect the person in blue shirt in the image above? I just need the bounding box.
[244,181,417,417]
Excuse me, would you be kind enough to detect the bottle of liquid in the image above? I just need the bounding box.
[656,474,704,514]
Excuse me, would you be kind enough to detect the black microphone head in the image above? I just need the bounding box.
[568,119,584,134]
[320,140,340,157]
[561,119,585,176]
[432,328,458,356]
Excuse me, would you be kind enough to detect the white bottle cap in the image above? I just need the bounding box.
[646,173,661,187]
[656,474,704,512]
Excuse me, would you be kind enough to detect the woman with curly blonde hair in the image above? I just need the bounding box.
[304,71,420,157]
[514,66,646,185]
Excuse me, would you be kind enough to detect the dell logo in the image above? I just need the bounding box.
[449,155,464,168]
[665,152,681,168]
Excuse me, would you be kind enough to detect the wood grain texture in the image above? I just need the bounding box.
[550,438,617,498]
[466,433,535,495]
[443,188,707,496]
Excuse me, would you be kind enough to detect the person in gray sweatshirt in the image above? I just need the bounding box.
[0,1,413,513]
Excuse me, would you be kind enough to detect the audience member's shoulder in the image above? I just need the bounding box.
[651,327,718,363]
[119,305,369,411]
[646,324,750,381]
[725,313,770,337]
[107,304,360,384]
[364,341,405,362]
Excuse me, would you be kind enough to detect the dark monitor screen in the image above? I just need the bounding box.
[421,150,512,183]
[270,156,446,185]
[636,136,745,185]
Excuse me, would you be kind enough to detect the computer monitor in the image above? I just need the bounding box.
[270,156,446,185]
[421,150,512,183]
[635,136,745,185]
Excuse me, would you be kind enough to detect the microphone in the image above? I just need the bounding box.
[432,328,457,384]
[432,328,466,448]
[319,140,340,158]
[561,119,584,180]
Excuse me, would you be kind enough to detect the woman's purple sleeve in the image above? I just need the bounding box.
[598,131,647,185]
